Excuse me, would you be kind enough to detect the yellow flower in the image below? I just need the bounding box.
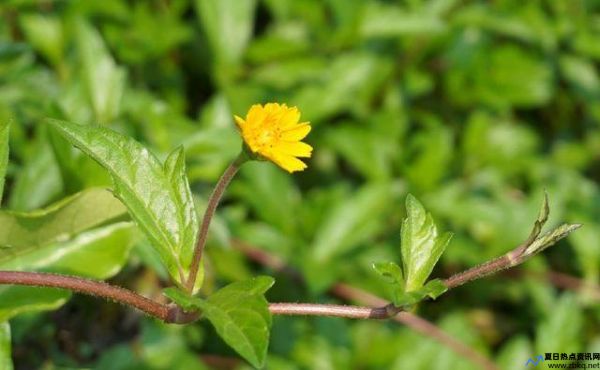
[235,103,312,173]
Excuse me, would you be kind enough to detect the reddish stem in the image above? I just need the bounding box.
[0,271,197,324]
[185,154,246,292]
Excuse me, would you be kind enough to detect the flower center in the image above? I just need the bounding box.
[252,116,281,150]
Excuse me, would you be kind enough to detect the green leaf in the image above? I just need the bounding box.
[0,120,8,205]
[0,322,12,370]
[19,14,64,69]
[521,191,549,247]
[372,261,403,285]
[559,54,600,94]
[518,193,581,258]
[304,183,397,292]
[0,188,126,252]
[0,288,68,323]
[0,222,136,321]
[231,163,300,235]
[165,277,274,368]
[391,279,448,307]
[201,277,274,368]
[523,223,582,257]
[401,194,453,292]
[8,132,62,212]
[569,220,600,282]
[422,279,448,299]
[312,184,395,262]
[75,19,126,122]
[361,2,445,38]
[447,45,553,108]
[47,119,199,290]
[162,287,199,312]
[195,0,256,68]
[497,336,533,370]
[536,294,583,355]
[164,147,200,290]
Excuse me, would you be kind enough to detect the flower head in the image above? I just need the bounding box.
[235,103,312,173]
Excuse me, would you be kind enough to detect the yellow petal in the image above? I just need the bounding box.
[264,103,284,115]
[234,115,246,129]
[271,152,307,173]
[282,123,311,141]
[276,141,313,158]
[246,104,266,123]
[279,107,300,128]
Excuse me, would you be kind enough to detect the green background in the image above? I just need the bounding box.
[1,0,600,369]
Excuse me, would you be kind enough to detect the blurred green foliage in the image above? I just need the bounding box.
[1,0,600,369]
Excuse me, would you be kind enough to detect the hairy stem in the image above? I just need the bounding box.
[442,235,553,289]
[443,254,514,289]
[185,154,246,292]
[269,302,399,319]
[0,271,194,324]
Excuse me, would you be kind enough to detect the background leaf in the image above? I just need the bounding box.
[303,183,398,292]
[0,120,8,205]
[75,19,126,122]
[535,294,583,356]
[0,187,126,251]
[0,322,12,370]
[0,222,136,321]
[7,131,62,212]
[195,0,256,82]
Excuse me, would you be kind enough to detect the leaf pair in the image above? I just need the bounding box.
[164,277,274,369]
[47,119,200,291]
[373,195,452,306]
[519,192,581,259]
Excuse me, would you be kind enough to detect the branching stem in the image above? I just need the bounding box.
[0,227,576,326]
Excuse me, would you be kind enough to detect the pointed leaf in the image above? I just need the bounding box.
[372,261,404,285]
[47,119,199,289]
[165,277,275,368]
[522,191,550,247]
[0,121,8,205]
[164,147,200,289]
[200,277,274,368]
[401,194,452,292]
[524,223,582,257]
